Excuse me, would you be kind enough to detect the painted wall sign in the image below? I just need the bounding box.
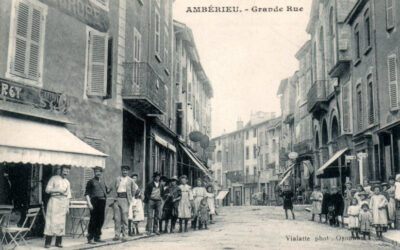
[0,78,69,114]
[39,0,109,32]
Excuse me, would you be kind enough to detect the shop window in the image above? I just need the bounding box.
[7,0,47,86]
[86,28,109,97]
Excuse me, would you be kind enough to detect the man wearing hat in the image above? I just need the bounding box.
[85,166,110,244]
[144,172,164,235]
[111,165,137,241]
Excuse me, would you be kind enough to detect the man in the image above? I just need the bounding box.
[85,166,110,244]
[310,185,323,222]
[112,165,137,241]
[44,166,71,248]
[144,172,163,235]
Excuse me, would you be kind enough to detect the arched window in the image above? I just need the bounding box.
[322,120,328,146]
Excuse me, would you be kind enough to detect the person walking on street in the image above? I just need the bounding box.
[280,184,295,220]
[178,175,193,232]
[85,166,110,244]
[192,179,207,230]
[44,166,72,248]
[112,165,137,241]
[144,172,164,235]
[310,185,323,222]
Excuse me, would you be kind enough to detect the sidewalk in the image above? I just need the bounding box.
[10,224,151,250]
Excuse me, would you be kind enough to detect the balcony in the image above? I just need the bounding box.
[307,80,329,115]
[293,139,313,156]
[244,175,257,184]
[122,62,166,114]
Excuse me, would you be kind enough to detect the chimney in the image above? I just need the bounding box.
[237,119,244,130]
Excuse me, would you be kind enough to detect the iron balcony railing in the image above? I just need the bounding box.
[122,62,166,114]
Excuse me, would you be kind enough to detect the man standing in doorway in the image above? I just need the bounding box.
[112,165,137,241]
[144,172,163,235]
[85,166,110,244]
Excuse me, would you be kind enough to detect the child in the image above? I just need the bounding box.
[310,185,323,222]
[369,185,388,240]
[198,198,209,230]
[206,185,216,224]
[177,175,193,233]
[128,174,144,236]
[354,184,365,204]
[279,185,295,220]
[359,203,373,240]
[347,198,360,239]
[387,177,396,229]
[192,179,207,230]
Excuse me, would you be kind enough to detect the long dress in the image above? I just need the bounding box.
[343,188,353,217]
[359,210,373,233]
[178,184,193,219]
[192,186,207,215]
[206,192,216,215]
[310,191,323,215]
[386,186,396,223]
[347,205,360,229]
[162,186,181,220]
[369,194,388,226]
[44,175,71,236]
[129,190,144,222]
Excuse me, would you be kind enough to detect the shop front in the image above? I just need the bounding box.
[0,114,107,235]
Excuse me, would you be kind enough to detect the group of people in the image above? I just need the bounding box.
[42,165,217,248]
[309,175,400,240]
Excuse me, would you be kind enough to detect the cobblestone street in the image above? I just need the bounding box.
[98,206,397,250]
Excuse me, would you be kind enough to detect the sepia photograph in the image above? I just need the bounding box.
[0,0,400,249]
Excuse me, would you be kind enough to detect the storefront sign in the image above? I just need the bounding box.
[39,0,109,32]
[0,78,69,114]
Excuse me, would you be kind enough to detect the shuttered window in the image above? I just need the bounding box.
[387,54,398,109]
[386,0,395,30]
[133,28,141,84]
[10,0,46,83]
[357,84,363,131]
[367,75,374,125]
[342,82,351,132]
[87,29,108,96]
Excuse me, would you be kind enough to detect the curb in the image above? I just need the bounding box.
[65,234,155,250]
[381,235,400,249]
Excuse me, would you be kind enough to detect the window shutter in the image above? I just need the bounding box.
[13,2,30,76]
[387,54,398,109]
[87,31,108,96]
[386,0,395,30]
[342,83,350,132]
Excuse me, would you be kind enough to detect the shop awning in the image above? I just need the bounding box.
[154,134,176,152]
[316,148,349,177]
[278,169,292,186]
[180,144,212,178]
[216,190,229,200]
[0,116,107,168]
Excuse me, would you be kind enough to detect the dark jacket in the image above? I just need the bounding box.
[144,181,164,203]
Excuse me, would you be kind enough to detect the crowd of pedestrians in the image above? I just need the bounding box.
[308,175,400,241]
[42,165,218,248]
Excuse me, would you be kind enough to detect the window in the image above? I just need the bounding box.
[86,28,108,96]
[354,25,361,61]
[265,153,269,165]
[7,0,47,86]
[387,54,398,109]
[272,139,276,153]
[246,147,249,160]
[357,84,363,131]
[386,0,395,30]
[329,8,336,66]
[246,166,249,176]
[367,75,374,125]
[260,154,263,170]
[217,151,222,162]
[133,28,141,84]
[259,132,263,145]
[342,82,352,132]
[253,166,257,176]
[246,131,249,140]
[364,10,371,51]
[253,128,257,137]
[164,27,169,69]
[155,10,161,57]
[253,145,257,159]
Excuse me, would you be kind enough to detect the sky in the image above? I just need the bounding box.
[173,0,312,138]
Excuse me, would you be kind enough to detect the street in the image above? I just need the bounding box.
[98,206,397,250]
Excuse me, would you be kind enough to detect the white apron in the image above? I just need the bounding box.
[44,176,71,236]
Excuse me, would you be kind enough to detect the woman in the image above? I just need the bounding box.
[44,166,72,248]
[178,175,193,232]
[161,176,181,233]
[386,177,396,229]
[192,179,207,229]
[343,181,353,218]
[206,185,216,224]
[369,185,388,239]
[310,185,323,222]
